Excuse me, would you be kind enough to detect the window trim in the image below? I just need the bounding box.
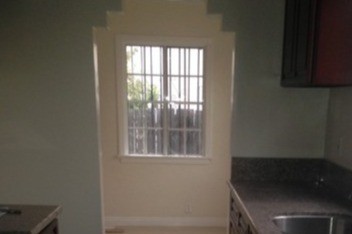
[115,35,213,162]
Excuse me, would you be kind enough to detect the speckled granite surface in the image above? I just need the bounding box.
[230,158,352,234]
[230,181,352,234]
[0,205,61,234]
[324,161,352,203]
[231,158,323,183]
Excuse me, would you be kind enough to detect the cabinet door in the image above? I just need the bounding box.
[229,190,256,234]
[313,0,352,86]
[40,219,58,234]
[281,0,317,86]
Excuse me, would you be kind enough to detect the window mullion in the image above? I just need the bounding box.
[184,48,190,156]
[142,46,148,155]
[149,47,157,154]
[159,48,163,154]
[179,48,182,156]
[197,49,201,155]
[163,47,169,156]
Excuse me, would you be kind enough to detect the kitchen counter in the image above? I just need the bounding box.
[230,181,352,234]
[0,205,62,234]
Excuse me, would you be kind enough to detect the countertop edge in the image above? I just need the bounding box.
[228,181,260,233]
[228,181,352,234]
[30,206,62,234]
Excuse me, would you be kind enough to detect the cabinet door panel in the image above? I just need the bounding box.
[282,0,297,80]
[295,0,314,78]
[313,0,352,85]
[281,0,316,86]
[40,219,58,234]
[281,0,352,87]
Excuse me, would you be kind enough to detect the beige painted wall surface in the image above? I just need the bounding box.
[0,1,119,234]
[326,88,352,169]
[96,0,234,226]
[209,0,330,158]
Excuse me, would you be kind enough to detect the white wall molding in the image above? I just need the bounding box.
[105,216,227,228]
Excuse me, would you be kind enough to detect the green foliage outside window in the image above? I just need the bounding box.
[127,77,159,108]
[126,48,160,108]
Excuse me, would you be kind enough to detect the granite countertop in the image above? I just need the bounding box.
[230,181,352,234]
[0,205,62,234]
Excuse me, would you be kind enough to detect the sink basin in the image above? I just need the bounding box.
[273,214,352,234]
[0,211,5,219]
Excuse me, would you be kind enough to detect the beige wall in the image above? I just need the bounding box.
[210,0,330,158]
[325,88,352,169]
[0,1,119,234]
[215,0,351,166]
[96,0,234,227]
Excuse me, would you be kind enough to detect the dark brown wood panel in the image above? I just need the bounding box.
[281,0,352,87]
[313,0,352,86]
[40,219,58,234]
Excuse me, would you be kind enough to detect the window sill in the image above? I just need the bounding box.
[118,155,211,165]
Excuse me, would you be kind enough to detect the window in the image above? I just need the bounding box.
[116,36,211,159]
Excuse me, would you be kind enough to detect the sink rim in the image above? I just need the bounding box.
[272,213,352,220]
[272,213,352,234]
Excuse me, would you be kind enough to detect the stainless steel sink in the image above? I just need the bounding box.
[273,214,352,234]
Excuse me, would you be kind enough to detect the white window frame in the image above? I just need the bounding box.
[115,35,213,163]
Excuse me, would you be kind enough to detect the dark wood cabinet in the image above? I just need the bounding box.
[40,219,59,234]
[281,0,352,87]
[0,205,61,234]
[229,188,255,234]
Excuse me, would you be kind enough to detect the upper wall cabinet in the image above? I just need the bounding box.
[281,0,352,87]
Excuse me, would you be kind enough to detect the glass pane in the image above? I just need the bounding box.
[185,49,190,76]
[128,129,135,154]
[129,46,142,74]
[152,47,163,75]
[146,75,162,101]
[179,48,185,75]
[198,105,203,128]
[127,75,144,101]
[199,49,204,76]
[126,45,163,75]
[126,46,133,74]
[199,77,204,103]
[146,103,163,128]
[145,47,151,74]
[189,49,199,76]
[186,105,201,128]
[158,75,164,102]
[186,131,201,155]
[169,48,180,75]
[169,77,184,102]
[169,131,184,155]
[147,130,163,154]
[128,128,144,154]
[169,104,184,128]
[127,101,145,127]
[189,77,201,102]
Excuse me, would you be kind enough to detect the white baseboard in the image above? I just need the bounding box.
[105,216,227,228]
